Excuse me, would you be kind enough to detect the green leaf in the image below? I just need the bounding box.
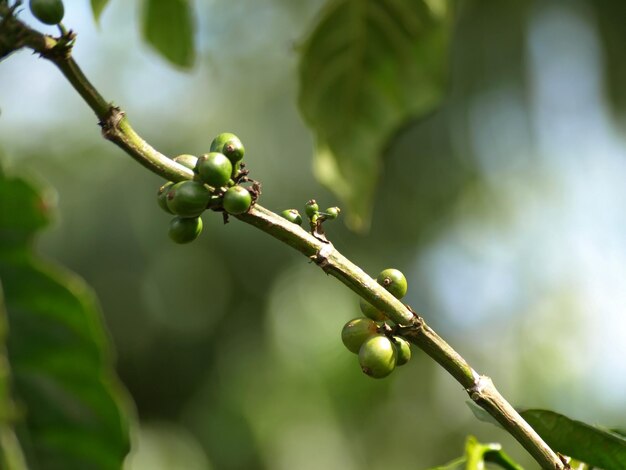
[465,436,523,470]
[0,284,28,470]
[90,0,111,23]
[298,0,454,230]
[520,409,626,469]
[141,0,196,69]
[428,436,523,470]
[466,400,502,428]
[594,1,626,121]
[0,166,131,469]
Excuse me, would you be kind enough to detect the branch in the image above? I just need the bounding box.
[0,9,567,470]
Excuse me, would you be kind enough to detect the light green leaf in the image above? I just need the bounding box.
[90,0,111,23]
[298,0,454,230]
[428,436,522,470]
[520,409,626,469]
[0,165,131,469]
[466,436,523,470]
[141,0,196,69]
[466,400,502,428]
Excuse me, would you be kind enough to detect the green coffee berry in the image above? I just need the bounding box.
[196,152,232,188]
[324,207,340,220]
[222,138,245,164]
[358,335,397,379]
[223,186,252,215]
[173,154,198,170]
[377,268,408,299]
[210,132,238,152]
[169,216,202,244]
[341,318,378,354]
[359,298,387,321]
[29,0,64,25]
[280,209,303,225]
[157,182,175,214]
[166,180,211,217]
[392,336,411,366]
[305,199,319,218]
[209,132,241,157]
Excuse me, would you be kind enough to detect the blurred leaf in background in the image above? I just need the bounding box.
[0,164,131,469]
[0,284,28,470]
[141,0,196,69]
[90,0,111,23]
[429,435,523,470]
[298,0,455,230]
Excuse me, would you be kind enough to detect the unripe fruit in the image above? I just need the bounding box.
[280,209,303,225]
[358,335,397,378]
[173,154,198,170]
[341,318,378,354]
[223,186,252,215]
[29,0,65,25]
[169,216,202,244]
[210,132,238,152]
[324,207,340,220]
[305,199,319,218]
[166,181,211,217]
[196,152,232,188]
[359,298,387,321]
[377,268,408,299]
[210,132,244,160]
[157,182,175,214]
[222,138,245,164]
[392,336,411,366]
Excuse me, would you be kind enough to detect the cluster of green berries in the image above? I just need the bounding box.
[341,268,412,379]
[29,0,65,25]
[279,200,340,229]
[157,133,256,244]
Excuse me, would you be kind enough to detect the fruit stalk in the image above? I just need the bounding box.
[0,10,567,470]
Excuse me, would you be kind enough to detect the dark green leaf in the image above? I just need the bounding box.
[90,0,111,23]
[141,0,196,69]
[483,447,524,470]
[594,0,626,122]
[0,284,28,470]
[298,0,454,230]
[0,167,131,470]
[521,409,626,469]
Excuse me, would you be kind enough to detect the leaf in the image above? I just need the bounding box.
[466,400,502,428]
[482,446,524,470]
[428,436,523,470]
[594,1,626,121]
[141,0,196,69]
[298,0,455,230]
[520,409,626,469]
[0,166,131,469]
[90,0,111,23]
[465,436,523,470]
[0,284,28,470]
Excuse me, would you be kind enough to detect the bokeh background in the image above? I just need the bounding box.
[2,0,626,468]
